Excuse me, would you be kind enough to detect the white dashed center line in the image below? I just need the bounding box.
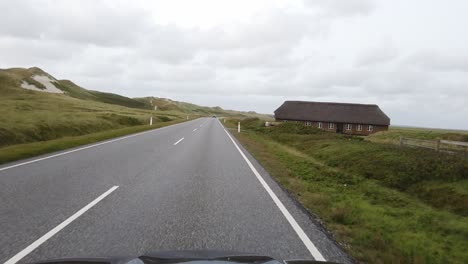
[193,128,198,132]
[4,186,119,264]
[173,138,185,145]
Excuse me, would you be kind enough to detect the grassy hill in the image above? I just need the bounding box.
[53,80,152,109]
[0,67,270,148]
[135,96,271,119]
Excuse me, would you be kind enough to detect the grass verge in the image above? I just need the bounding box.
[0,119,185,166]
[368,126,468,144]
[229,123,468,263]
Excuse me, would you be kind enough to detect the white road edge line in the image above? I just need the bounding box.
[4,186,119,264]
[0,120,197,172]
[218,121,326,261]
[173,137,185,145]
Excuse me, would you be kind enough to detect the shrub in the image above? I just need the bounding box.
[263,122,334,136]
[158,116,173,122]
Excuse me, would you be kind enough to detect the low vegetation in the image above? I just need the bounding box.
[368,126,468,144]
[226,118,468,263]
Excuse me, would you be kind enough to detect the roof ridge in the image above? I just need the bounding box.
[284,100,378,107]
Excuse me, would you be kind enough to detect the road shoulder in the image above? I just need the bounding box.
[221,125,354,264]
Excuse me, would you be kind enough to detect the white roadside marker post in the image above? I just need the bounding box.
[238,122,240,133]
[150,99,154,126]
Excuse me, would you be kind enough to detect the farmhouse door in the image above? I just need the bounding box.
[337,123,344,133]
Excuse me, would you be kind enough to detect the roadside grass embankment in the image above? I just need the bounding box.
[0,119,185,166]
[0,88,184,148]
[224,118,468,263]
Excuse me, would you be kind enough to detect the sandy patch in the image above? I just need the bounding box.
[21,75,63,94]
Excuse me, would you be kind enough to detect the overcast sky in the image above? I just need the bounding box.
[1,0,467,129]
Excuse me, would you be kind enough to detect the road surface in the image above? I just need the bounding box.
[0,118,352,264]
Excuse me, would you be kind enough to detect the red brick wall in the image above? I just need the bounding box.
[341,123,388,135]
[303,121,336,132]
[282,119,388,135]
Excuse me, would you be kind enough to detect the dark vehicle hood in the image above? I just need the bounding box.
[32,250,335,264]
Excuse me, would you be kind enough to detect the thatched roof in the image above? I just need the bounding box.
[274,101,390,126]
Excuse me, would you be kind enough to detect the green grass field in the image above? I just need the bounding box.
[368,126,468,144]
[226,118,468,263]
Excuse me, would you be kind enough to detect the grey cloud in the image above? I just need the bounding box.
[1,2,327,67]
[203,45,305,69]
[198,10,325,69]
[407,51,468,72]
[74,61,126,78]
[260,64,467,100]
[0,1,45,39]
[220,10,323,49]
[360,69,430,95]
[138,9,324,65]
[0,37,81,64]
[120,60,217,83]
[0,0,152,46]
[150,66,217,83]
[304,0,376,16]
[52,45,133,78]
[355,41,399,66]
[138,25,203,64]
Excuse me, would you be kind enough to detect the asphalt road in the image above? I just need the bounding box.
[0,118,352,264]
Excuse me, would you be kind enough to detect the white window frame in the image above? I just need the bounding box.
[318,122,323,129]
[367,125,373,132]
[305,121,312,126]
[346,124,352,131]
[357,124,362,131]
[328,122,335,129]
